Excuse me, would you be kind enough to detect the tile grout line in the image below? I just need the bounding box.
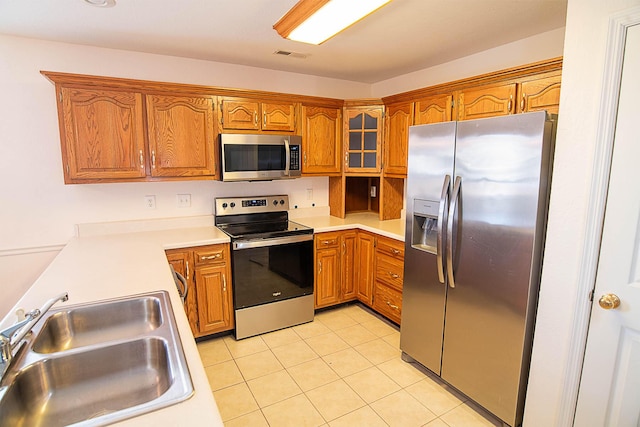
[204,303,499,426]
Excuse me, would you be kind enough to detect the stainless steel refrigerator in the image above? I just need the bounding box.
[400,111,555,427]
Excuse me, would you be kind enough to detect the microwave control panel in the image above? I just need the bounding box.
[290,145,300,171]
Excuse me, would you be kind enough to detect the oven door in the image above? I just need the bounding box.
[231,235,313,310]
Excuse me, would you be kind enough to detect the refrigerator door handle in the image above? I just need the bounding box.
[436,174,451,284]
[447,176,462,288]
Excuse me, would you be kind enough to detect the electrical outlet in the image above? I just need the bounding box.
[177,194,191,208]
[307,189,313,200]
[144,195,156,209]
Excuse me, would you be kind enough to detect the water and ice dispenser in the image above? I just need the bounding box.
[411,198,441,254]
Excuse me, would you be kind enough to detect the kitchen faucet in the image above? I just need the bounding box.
[0,292,69,380]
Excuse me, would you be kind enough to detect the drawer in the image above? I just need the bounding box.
[373,282,402,324]
[376,237,404,260]
[315,232,340,249]
[375,254,404,291]
[194,245,226,266]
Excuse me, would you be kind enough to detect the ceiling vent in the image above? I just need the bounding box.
[273,50,308,59]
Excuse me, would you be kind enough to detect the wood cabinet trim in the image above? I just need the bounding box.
[42,71,344,108]
[381,57,562,105]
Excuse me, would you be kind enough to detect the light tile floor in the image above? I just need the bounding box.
[197,303,502,427]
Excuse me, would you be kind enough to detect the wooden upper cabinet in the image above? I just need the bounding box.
[60,87,146,182]
[344,106,383,173]
[221,97,296,132]
[384,102,414,177]
[414,94,453,125]
[263,102,296,131]
[302,106,342,174]
[518,74,562,114]
[457,83,517,121]
[146,94,217,178]
[221,98,260,130]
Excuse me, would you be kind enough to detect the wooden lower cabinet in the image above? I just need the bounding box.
[314,231,358,308]
[314,230,404,325]
[356,231,376,305]
[372,236,405,324]
[166,243,233,337]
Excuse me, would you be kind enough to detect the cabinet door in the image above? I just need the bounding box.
[373,282,402,324]
[60,87,146,182]
[221,98,260,130]
[341,231,358,301]
[457,83,517,121]
[262,102,296,132]
[384,102,414,177]
[195,263,233,335]
[166,249,198,335]
[356,232,376,306]
[414,94,453,125]
[518,74,562,114]
[315,247,341,308]
[344,107,383,173]
[146,94,217,177]
[302,106,342,174]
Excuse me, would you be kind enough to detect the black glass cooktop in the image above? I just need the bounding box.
[218,220,312,240]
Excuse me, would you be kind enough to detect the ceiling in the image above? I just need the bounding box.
[0,0,567,84]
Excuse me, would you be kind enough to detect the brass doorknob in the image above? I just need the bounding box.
[598,294,621,310]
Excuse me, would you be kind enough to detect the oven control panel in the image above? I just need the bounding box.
[215,195,289,216]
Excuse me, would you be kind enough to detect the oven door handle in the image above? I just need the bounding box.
[233,233,313,250]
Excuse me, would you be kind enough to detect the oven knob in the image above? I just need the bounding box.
[222,203,228,208]
[280,199,285,205]
[273,200,278,206]
[230,202,236,208]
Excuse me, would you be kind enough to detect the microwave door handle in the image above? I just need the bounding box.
[284,138,291,176]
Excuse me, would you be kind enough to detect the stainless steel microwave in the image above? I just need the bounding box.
[220,134,302,182]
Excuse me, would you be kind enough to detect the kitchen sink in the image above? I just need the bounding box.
[0,292,194,427]
[32,296,163,353]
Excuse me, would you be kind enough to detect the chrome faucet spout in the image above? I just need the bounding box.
[0,292,69,380]
[8,292,69,347]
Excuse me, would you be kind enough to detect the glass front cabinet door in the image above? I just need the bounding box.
[344,106,383,173]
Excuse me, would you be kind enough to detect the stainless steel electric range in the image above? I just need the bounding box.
[214,195,314,339]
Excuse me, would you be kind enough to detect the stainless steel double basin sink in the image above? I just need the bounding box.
[0,291,194,426]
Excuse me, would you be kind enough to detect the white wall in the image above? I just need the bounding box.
[372,27,566,98]
[524,1,640,426]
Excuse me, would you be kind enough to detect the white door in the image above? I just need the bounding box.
[574,23,640,427]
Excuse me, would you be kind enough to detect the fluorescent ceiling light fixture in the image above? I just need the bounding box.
[274,0,392,45]
[84,0,116,7]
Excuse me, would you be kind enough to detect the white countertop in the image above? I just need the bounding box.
[1,225,230,427]
[296,212,405,241]
[1,213,405,425]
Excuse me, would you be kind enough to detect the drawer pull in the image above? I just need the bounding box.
[390,248,401,255]
[388,272,400,279]
[322,240,332,245]
[201,254,221,260]
[386,301,399,310]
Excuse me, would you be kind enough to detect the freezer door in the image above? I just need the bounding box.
[441,111,553,426]
[400,121,456,374]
